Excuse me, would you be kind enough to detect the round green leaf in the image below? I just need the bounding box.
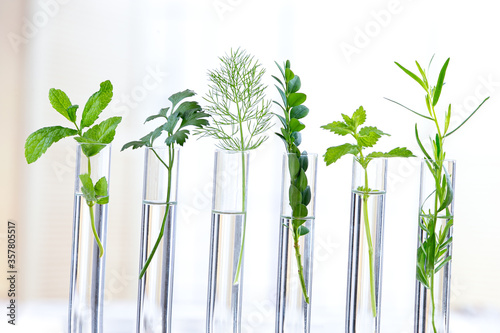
[288,93,306,107]
[289,184,302,207]
[299,153,308,171]
[290,105,309,119]
[288,153,300,177]
[293,204,308,218]
[288,76,301,94]
[297,169,308,191]
[302,186,311,206]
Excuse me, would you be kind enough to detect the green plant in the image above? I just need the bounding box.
[25,80,121,257]
[198,48,272,283]
[272,60,312,303]
[321,106,413,317]
[387,57,489,332]
[122,89,209,278]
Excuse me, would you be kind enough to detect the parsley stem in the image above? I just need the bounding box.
[139,147,174,279]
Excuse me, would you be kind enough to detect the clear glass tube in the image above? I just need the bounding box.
[68,143,111,333]
[206,150,249,333]
[346,157,387,333]
[275,153,318,333]
[414,160,455,333]
[136,147,179,333]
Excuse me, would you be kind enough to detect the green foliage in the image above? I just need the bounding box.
[321,106,414,169]
[25,80,120,258]
[121,89,209,279]
[122,89,209,152]
[390,56,489,332]
[25,80,121,163]
[273,59,312,304]
[322,105,413,317]
[198,48,272,151]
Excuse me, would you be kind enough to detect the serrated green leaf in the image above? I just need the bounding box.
[432,58,450,106]
[168,89,196,110]
[121,140,147,151]
[79,173,96,203]
[352,106,366,128]
[341,113,354,128]
[83,116,122,144]
[179,110,210,129]
[176,101,202,116]
[288,153,300,177]
[94,177,108,197]
[67,105,78,123]
[288,93,306,107]
[323,143,358,166]
[25,126,78,164]
[49,88,73,121]
[357,126,388,147]
[290,118,305,132]
[81,80,113,128]
[366,147,415,159]
[96,197,109,205]
[288,75,301,94]
[290,105,309,119]
[320,121,351,136]
[165,129,189,146]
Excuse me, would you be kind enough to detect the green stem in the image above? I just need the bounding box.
[88,203,104,257]
[139,147,174,279]
[362,167,377,318]
[431,271,437,333]
[293,230,309,304]
[86,156,104,258]
[233,150,247,284]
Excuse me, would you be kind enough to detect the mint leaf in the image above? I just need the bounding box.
[321,121,352,136]
[67,105,79,123]
[80,116,122,144]
[341,114,354,128]
[79,173,96,203]
[25,126,78,164]
[169,89,196,110]
[49,88,73,121]
[357,126,388,147]
[94,177,108,197]
[352,106,366,128]
[366,147,415,159]
[324,143,358,166]
[80,80,113,128]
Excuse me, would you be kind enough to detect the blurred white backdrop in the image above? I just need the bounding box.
[1,0,499,332]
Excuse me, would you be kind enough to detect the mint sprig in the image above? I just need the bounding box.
[122,89,209,279]
[322,106,413,317]
[25,80,121,258]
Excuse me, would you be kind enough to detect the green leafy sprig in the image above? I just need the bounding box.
[273,60,312,303]
[198,48,272,284]
[122,89,209,278]
[322,106,413,317]
[25,81,121,257]
[387,57,489,332]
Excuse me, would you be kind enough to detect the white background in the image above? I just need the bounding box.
[0,0,499,332]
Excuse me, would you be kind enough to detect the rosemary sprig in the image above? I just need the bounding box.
[387,57,489,332]
[198,48,272,284]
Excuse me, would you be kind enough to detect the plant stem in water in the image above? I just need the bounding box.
[139,147,173,279]
[233,150,247,284]
[293,225,309,304]
[362,166,377,317]
[86,156,104,257]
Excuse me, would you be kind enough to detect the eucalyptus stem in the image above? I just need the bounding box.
[139,147,174,279]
